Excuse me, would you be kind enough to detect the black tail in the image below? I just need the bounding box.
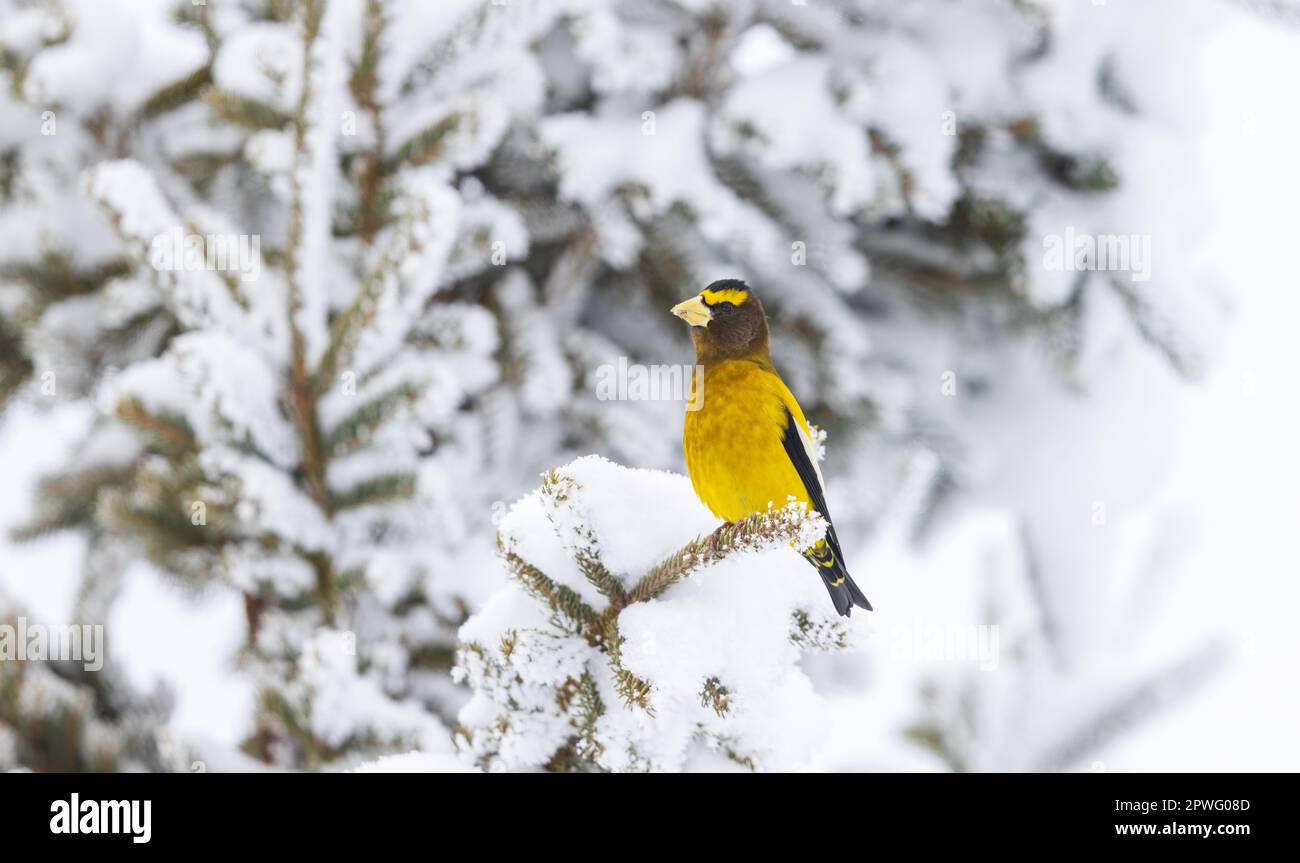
[802,528,872,617]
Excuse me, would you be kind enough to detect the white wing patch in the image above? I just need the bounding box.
[796,418,825,493]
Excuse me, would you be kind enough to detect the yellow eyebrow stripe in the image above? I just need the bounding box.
[699,288,748,306]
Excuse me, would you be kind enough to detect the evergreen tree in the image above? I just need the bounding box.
[0,0,1229,771]
[0,588,180,772]
[455,456,850,772]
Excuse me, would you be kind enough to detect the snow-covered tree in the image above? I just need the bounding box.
[1,0,540,768]
[0,0,1231,771]
[0,0,209,766]
[0,589,176,772]
[455,456,853,772]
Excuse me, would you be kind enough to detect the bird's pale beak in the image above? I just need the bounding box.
[670,295,711,327]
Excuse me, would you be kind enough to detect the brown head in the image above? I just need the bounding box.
[670,279,771,367]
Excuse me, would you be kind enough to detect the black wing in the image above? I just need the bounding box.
[780,408,872,615]
[780,408,834,535]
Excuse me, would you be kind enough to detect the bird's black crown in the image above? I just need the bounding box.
[702,278,750,295]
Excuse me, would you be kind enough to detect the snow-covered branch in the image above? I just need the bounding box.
[455,456,855,772]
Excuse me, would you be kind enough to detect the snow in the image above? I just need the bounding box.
[87,161,255,338]
[213,23,304,115]
[108,562,253,751]
[289,3,349,368]
[1,0,1295,774]
[296,628,450,754]
[0,402,91,623]
[206,448,335,555]
[18,0,207,116]
[543,99,728,224]
[1081,11,1300,771]
[534,455,719,579]
[458,456,853,771]
[714,57,878,216]
[570,6,680,96]
[349,751,478,773]
[351,168,462,375]
[730,24,795,78]
[173,332,300,468]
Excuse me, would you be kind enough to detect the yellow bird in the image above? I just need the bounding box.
[673,279,871,617]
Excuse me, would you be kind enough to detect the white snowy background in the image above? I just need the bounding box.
[0,0,1297,772]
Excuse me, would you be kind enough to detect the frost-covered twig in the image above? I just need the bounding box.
[625,506,826,607]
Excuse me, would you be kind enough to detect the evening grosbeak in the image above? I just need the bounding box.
[672,279,871,617]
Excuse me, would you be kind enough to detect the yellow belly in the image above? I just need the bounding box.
[683,359,811,523]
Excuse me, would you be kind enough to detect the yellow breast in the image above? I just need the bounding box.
[683,359,812,523]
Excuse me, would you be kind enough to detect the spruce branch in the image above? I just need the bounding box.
[312,271,381,396]
[790,608,851,652]
[0,252,132,305]
[313,178,452,395]
[114,397,196,453]
[576,550,626,607]
[136,64,213,123]
[701,677,732,717]
[322,381,420,457]
[284,0,327,382]
[538,469,627,606]
[623,505,825,607]
[349,0,390,242]
[0,314,33,409]
[382,114,460,175]
[303,550,339,627]
[278,0,338,623]
[500,547,603,637]
[100,494,217,566]
[605,623,653,712]
[203,88,292,130]
[328,472,416,512]
[10,465,132,541]
[571,671,605,762]
[491,482,825,727]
